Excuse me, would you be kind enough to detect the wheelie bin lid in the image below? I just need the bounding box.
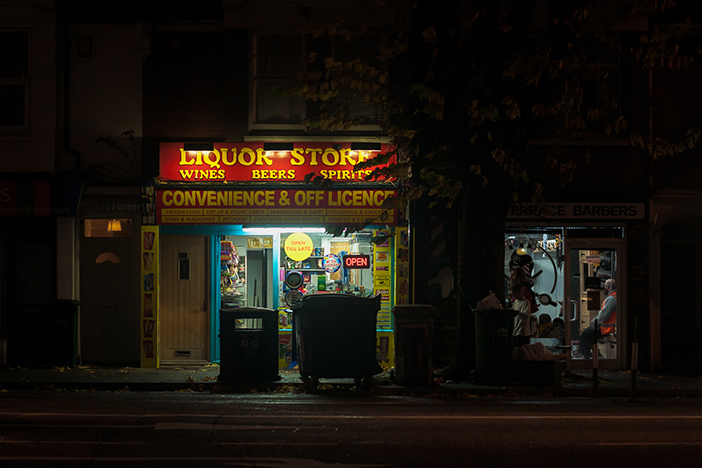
[291,292,381,310]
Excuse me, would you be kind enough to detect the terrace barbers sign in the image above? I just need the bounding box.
[159,142,395,182]
[508,202,645,219]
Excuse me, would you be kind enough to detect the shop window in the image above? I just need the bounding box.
[95,252,121,264]
[83,219,133,238]
[280,230,375,301]
[0,31,29,132]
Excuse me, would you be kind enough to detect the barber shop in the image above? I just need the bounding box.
[505,202,645,371]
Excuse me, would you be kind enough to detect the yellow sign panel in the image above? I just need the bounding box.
[140,226,159,368]
[156,188,398,226]
[284,232,314,261]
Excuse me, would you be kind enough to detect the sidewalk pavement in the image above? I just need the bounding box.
[1,364,701,398]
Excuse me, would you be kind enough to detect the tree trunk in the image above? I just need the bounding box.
[458,184,512,306]
[448,183,512,380]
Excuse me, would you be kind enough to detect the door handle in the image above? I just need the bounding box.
[570,300,579,323]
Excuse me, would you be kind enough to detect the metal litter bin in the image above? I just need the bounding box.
[471,308,517,386]
[219,307,279,383]
[392,305,435,386]
[292,293,382,391]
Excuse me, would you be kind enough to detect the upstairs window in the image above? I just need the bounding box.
[308,34,382,128]
[251,33,383,131]
[0,31,29,133]
[252,34,307,128]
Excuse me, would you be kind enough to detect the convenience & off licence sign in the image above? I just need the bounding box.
[156,188,397,225]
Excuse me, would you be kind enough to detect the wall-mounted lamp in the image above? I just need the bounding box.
[263,142,295,151]
[350,142,382,151]
[107,219,122,232]
[183,143,214,152]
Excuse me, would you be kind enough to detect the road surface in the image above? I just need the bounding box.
[0,390,700,467]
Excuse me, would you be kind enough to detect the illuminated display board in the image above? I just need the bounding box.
[343,254,371,269]
[155,188,398,226]
[159,142,395,183]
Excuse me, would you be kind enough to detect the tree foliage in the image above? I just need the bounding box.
[285,0,700,224]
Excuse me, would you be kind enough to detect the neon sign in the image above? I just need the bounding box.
[343,254,371,269]
[159,142,396,182]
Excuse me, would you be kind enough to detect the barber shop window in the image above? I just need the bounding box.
[0,31,30,133]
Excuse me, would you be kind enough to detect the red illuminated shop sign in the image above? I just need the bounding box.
[159,142,395,183]
[343,254,371,269]
[156,188,398,226]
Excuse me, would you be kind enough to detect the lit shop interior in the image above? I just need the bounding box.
[504,227,620,362]
[218,227,394,369]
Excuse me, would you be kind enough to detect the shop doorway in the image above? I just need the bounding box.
[160,235,209,363]
[80,218,140,365]
[565,246,620,369]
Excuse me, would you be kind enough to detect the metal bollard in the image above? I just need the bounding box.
[592,341,598,396]
[629,339,639,401]
[592,319,598,396]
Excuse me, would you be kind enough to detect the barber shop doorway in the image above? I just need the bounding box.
[505,226,626,371]
[564,241,624,371]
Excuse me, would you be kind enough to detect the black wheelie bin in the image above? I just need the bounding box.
[471,308,517,386]
[219,306,279,383]
[292,293,382,391]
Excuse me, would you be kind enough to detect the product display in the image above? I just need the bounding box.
[220,239,246,307]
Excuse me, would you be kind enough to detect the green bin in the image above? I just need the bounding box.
[219,307,279,383]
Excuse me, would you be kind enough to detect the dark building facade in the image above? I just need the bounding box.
[2,1,702,376]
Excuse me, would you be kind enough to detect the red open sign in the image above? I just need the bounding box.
[343,254,371,269]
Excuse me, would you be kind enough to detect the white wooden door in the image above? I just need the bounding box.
[160,236,209,363]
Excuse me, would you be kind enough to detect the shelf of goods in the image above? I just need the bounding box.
[221,240,246,307]
[284,256,325,284]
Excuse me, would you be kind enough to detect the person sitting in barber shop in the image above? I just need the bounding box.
[579,279,617,359]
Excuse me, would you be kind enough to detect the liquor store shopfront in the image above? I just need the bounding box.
[139,142,406,369]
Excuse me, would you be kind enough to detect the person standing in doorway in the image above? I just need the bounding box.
[580,279,617,359]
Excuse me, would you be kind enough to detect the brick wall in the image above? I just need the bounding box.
[143,30,249,141]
